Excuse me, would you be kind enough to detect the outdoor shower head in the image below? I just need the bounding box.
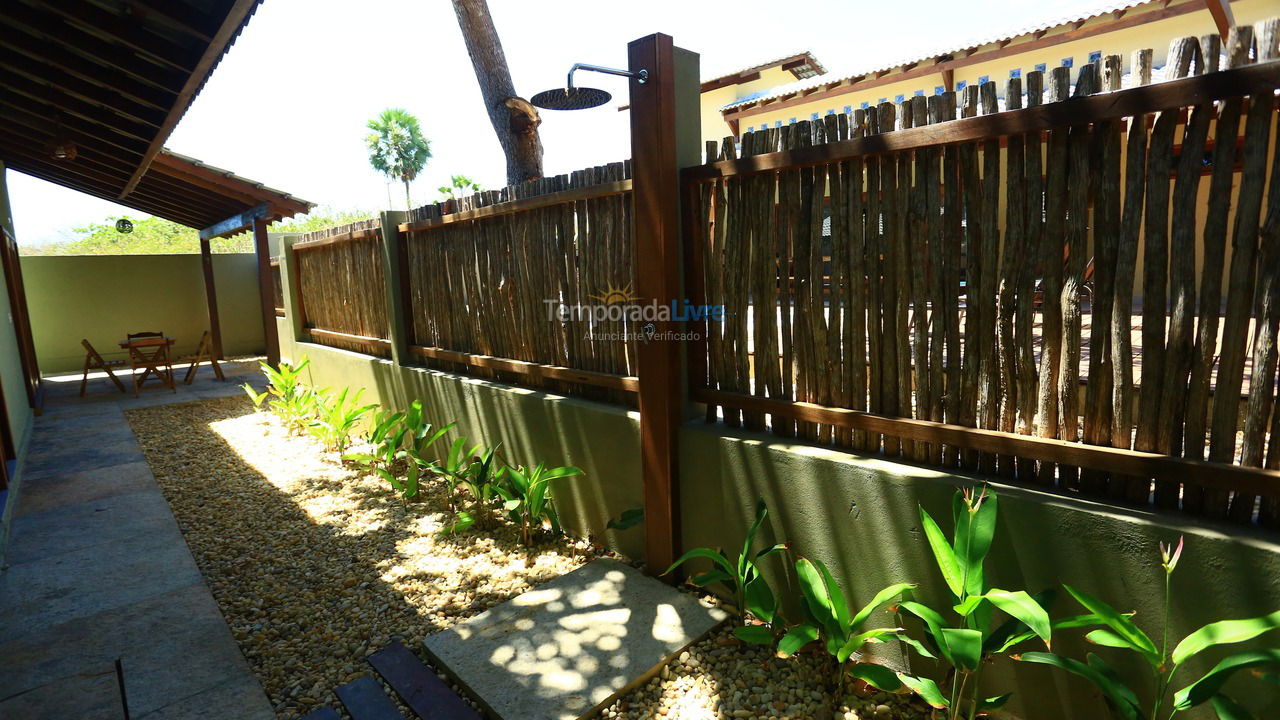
[530,86,613,110]
[530,63,648,111]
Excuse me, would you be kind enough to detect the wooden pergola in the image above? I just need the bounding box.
[0,0,311,368]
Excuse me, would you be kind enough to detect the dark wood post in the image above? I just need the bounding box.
[253,217,281,367]
[629,33,700,575]
[199,236,224,359]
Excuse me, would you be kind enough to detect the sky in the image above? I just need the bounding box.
[6,0,1111,247]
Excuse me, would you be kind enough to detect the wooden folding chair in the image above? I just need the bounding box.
[125,331,176,396]
[179,330,224,384]
[80,339,127,397]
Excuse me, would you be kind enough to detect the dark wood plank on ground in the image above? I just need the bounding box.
[335,675,406,720]
[367,641,480,720]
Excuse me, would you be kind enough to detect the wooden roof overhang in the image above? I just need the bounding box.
[0,0,310,229]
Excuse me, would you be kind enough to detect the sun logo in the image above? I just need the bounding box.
[589,283,641,305]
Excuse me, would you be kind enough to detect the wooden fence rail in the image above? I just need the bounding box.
[401,161,637,400]
[687,28,1280,525]
[293,218,391,357]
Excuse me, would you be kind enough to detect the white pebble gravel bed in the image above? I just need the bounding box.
[127,396,934,720]
[126,396,594,719]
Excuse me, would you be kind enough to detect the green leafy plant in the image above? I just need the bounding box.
[261,357,314,434]
[896,487,1055,718]
[663,500,787,645]
[307,387,377,455]
[242,383,268,411]
[1020,537,1280,720]
[346,402,451,500]
[496,463,583,544]
[432,439,501,535]
[775,555,915,693]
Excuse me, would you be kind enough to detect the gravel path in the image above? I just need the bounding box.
[128,395,933,720]
[126,396,593,719]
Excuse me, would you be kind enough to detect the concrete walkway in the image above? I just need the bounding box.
[0,362,274,720]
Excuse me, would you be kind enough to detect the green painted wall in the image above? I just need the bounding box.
[21,254,267,373]
[0,165,33,451]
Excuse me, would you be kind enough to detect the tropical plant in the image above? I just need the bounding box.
[307,387,377,455]
[663,500,788,645]
[775,556,915,693]
[365,108,431,210]
[496,462,582,544]
[431,438,502,535]
[242,383,268,411]
[346,402,452,500]
[438,174,483,200]
[261,357,314,434]
[1020,537,1280,720]
[894,487,1055,719]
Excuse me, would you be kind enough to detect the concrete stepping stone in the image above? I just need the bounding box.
[423,558,727,720]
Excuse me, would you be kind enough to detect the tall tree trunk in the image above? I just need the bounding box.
[451,0,544,185]
[404,180,412,211]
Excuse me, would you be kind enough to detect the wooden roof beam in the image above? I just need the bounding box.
[0,27,172,110]
[0,52,166,127]
[200,204,271,241]
[1204,0,1235,39]
[19,0,200,74]
[2,3,187,94]
[121,0,260,199]
[150,153,310,215]
[126,1,215,43]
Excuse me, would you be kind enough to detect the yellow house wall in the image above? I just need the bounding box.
[708,0,1276,139]
[699,66,797,148]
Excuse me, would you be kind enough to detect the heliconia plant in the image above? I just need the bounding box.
[895,486,1061,719]
[775,554,915,693]
[664,500,788,645]
[1019,536,1280,720]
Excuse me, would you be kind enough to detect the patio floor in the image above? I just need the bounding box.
[0,360,274,720]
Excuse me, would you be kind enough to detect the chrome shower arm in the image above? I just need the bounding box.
[566,63,648,90]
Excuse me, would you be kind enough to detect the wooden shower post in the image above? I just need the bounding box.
[629,33,700,576]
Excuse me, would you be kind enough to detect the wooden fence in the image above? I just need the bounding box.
[270,259,284,317]
[685,27,1280,525]
[292,218,391,357]
[399,161,638,399]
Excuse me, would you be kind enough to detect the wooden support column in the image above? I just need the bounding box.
[198,237,224,359]
[253,217,281,367]
[629,33,700,576]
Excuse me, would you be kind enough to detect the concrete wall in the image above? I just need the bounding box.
[0,165,32,454]
[21,253,267,373]
[273,226,1280,720]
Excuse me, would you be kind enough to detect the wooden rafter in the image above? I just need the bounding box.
[1205,0,1235,39]
[120,0,261,199]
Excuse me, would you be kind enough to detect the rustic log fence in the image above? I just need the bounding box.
[685,27,1280,525]
[284,25,1280,529]
[399,161,638,400]
[292,218,392,357]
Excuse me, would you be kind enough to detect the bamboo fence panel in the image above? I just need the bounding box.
[293,218,391,357]
[402,161,635,402]
[691,27,1280,524]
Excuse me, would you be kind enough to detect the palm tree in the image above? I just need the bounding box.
[365,108,431,210]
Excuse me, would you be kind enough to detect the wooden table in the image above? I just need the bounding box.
[118,336,176,396]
